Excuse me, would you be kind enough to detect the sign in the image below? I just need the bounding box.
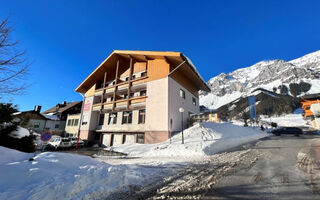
[83,102,91,112]
[41,131,52,142]
[248,96,256,119]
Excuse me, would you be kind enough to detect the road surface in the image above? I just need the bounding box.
[141,134,320,200]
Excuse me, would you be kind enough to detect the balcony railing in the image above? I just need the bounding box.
[92,95,147,111]
[95,76,148,92]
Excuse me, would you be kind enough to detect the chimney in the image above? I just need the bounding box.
[34,105,42,113]
[62,101,67,105]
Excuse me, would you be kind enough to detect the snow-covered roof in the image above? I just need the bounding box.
[41,113,59,120]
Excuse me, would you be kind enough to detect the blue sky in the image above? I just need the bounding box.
[1,0,320,111]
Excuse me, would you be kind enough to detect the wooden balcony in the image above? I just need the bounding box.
[94,76,148,92]
[92,95,147,112]
[92,103,102,111]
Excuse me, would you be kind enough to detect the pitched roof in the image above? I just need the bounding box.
[13,110,53,120]
[75,50,210,93]
[300,93,320,100]
[42,101,82,114]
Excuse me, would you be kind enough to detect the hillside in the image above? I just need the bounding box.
[200,50,320,118]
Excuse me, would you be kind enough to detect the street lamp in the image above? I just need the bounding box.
[179,107,184,144]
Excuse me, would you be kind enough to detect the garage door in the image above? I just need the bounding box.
[102,134,111,147]
[113,134,123,146]
[124,134,135,144]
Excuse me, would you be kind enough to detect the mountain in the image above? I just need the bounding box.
[199,50,320,119]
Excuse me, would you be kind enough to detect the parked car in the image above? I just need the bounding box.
[271,127,303,136]
[59,138,72,149]
[48,135,62,149]
[70,137,85,147]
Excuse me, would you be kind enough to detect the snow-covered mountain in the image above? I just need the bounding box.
[200,50,320,109]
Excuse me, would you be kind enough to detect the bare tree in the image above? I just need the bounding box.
[0,18,29,98]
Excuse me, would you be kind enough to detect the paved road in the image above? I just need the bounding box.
[204,134,320,200]
[140,134,320,200]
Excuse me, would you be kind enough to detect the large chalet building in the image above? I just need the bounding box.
[76,50,210,146]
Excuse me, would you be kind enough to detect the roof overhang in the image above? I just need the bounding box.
[75,50,210,93]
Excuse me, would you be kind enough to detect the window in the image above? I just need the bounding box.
[180,89,185,99]
[123,135,126,144]
[124,94,128,99]
[71,119,75,126]
[74,119,79,126]
[132,75,136,80]
[140,90,146,96]
[130,92,134,98]
[98,114,105,126]
[108,112,117,125]
[138,109,146,124]
[33,122,40,128]
[122,111,132,124]
[67,119,72,126]
[125,77,129,81]
[137,134,144,143]
[55,124,59,129]
[141,71,147,77]
[192,97,197,106]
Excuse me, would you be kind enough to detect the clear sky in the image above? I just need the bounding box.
[1,0,320,111]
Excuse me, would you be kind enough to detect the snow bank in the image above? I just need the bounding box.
[260,114,309,127]
[0,146,33,165]
[0,147,172,200]
[9,126,30,138]
[112,122,268,158]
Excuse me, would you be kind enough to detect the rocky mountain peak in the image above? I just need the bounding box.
[200,50,320,110]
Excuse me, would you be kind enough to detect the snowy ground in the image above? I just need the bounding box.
[109,122,268,158]
[260,113,310,128]
[0,146,176,200]
[9,126,30,138]
[0,122,268,199]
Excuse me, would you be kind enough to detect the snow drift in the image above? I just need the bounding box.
[112,122,268,158]
[0,147,172,200]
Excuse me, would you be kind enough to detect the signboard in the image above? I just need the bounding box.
[41,131,52,142]
[248,96,256,119]
[83,102,91,112]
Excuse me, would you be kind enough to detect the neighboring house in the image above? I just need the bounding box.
[12,106,61,134]
[65,113,81,137]
[300,93,320,119]
[42,101,83,134]
[75,50,210,146]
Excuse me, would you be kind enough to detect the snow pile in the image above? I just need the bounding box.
[9,126,30,138]
[260,114,308,127]
[0,147,172,200]
[112,122,268,158]
[0,146,33,165]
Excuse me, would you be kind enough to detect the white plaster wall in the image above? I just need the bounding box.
[168,77,200,132]
[97,110,145,132]
[27,119,46,133]
[45,120,61,131]
[145,77,169,131]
